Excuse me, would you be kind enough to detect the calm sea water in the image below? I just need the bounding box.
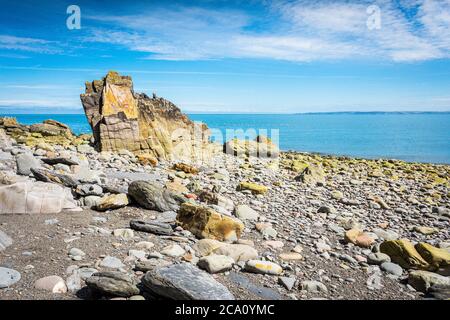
[2,113,449,164]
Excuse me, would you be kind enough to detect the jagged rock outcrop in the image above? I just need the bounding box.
[0,117,83,147]
[224,135,279,158]
[80,71,217,161]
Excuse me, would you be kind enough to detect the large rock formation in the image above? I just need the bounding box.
[0,181,77,214]
[80,71,216,161]
[0,117,82,148]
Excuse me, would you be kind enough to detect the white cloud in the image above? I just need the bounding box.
[0,98,79,108]
[0,35,61,54]
[81,1,450,63]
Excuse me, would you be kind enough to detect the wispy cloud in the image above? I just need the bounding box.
[3,84,82,90]
[0,35,62,54]
[80,0,450,62]
[0,98,79,108]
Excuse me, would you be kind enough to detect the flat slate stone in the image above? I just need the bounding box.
[42,157,79,166]
[31,168,79,188]
[130,220,173,235]
[85,271,139,297]
[0,267,21,288]
[143,263,234,300]
[228,272,283,300]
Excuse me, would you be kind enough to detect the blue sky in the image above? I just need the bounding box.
[0,0,449,113]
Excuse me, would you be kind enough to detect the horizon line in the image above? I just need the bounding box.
[1,110,450,115]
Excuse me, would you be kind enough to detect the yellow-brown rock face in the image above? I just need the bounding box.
[176,202,244,242]
[80,71,215,161]
[380,239,429,269]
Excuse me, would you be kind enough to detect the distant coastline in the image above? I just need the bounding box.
[1,112,449,164]
[0,110,449,115]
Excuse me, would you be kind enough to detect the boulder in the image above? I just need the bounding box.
[194,239,258,262]
[16,153,40,175]
[142,263,234,300]
[80,71,214,161]
[95,194,129,211]
[198,255,234,274]
[85,272,140,297]
[408,270,450,293]
[415,242,450,270]
[30,120,73,138]
[380,239,429,269]
[128,180,180,212]
[34,275,67,293]
[224,136,279,158]
[237,182,268,195]
[31,167,79,188]
[176,202,244,242]
[0,181,76,214]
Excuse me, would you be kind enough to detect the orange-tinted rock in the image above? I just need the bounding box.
[176,202,244,242]
[137,153,158,166]
[80,71,215,161]
[172,163,199,174]
[345,229,375,248]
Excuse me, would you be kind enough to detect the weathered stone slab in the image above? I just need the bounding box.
[129,220,173,235]
[0,181,77,214]
[142,263,234,300]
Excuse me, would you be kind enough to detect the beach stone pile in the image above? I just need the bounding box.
[0,77,448,300]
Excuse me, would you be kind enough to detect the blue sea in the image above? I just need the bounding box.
[2,113,449,164]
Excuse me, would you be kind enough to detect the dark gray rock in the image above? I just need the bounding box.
[31,167,79,188]
[380,262,403,276]
[278,276,296,291]
[42,157,78,166]
[142,263,234,300]
[429,284,450,300]
[134,260,172,273]
[128,181,181,212]
[85,271,139,297]
[130,220,173,236]
[228,272,282,299]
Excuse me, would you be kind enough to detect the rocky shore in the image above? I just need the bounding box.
[0,72,449,300]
